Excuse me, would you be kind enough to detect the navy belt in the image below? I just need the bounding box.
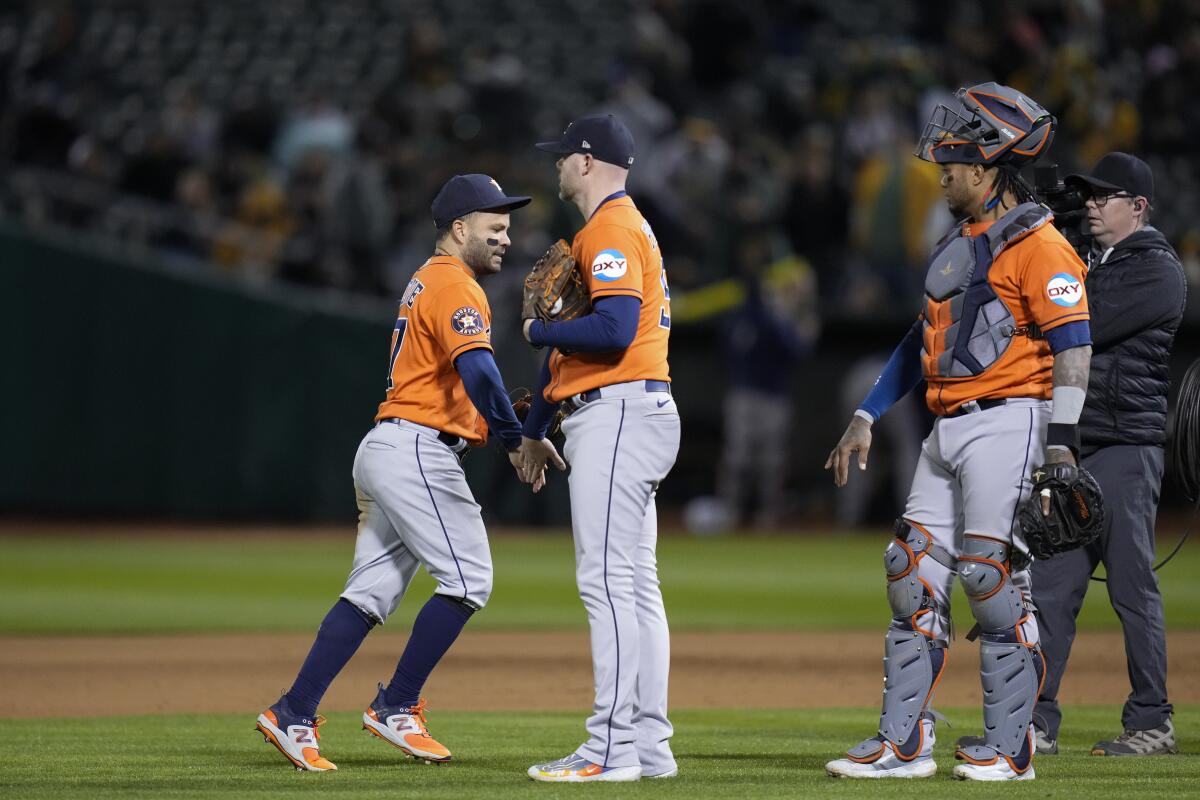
[378,418,468,452]
[579,379,671,403]
[947,398,1007,418]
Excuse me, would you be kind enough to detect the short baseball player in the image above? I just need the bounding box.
[255,174,531,771]
[519,114,680,783]
[823,84,1093,781]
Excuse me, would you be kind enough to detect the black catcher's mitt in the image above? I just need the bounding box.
[1017,463,1105,561]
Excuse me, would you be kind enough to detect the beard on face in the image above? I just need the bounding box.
[558,178,576,203]
[557,164,578,203]
[462,233,498,273]
[943,177,969,218]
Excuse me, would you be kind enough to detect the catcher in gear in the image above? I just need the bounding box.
[823,83,1093,782]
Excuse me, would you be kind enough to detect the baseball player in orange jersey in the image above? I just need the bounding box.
[519,114,679,783]
[255,174,536,771]
[824,84,1093,781]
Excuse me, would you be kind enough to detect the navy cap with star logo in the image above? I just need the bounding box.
[535,114,636,169]
[431,174,531,229]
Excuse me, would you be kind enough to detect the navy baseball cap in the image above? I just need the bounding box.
[536,114,636,168]
[1066,152,1154,202]
[431,174,531,229]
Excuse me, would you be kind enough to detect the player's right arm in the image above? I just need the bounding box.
[525,223,647,352]
[825,318,924,487]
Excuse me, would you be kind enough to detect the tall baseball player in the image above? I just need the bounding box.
[823,84,1093,782]
[519,114,680,783]
[255,174,531,771]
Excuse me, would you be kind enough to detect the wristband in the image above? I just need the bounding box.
[1045,422,1080,458]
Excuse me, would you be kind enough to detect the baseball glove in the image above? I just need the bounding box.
[509,387,566,439]
[511,388,534,422]
[1016,463,1105,561]
[522,239,591,323]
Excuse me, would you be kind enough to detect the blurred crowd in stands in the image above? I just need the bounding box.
[3,0,1200,323]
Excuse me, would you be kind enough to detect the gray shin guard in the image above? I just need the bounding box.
[879,627,942,746]
[959,536,1042,759]
[851,521,950,754]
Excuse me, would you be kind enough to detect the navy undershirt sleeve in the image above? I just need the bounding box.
[528,296,640,352]
[454,349,522,452]
[858,319,925,422]
[521,351,558,440]
[1043,319,1092,354]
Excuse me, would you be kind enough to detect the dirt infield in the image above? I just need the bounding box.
[3,629,1197,719]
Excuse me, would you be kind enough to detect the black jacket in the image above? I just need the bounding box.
[1079,227,1186,454]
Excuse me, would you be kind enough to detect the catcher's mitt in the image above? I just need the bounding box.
[509,387,566,438]
[522,239,591,323]
[1017,463,1105,561]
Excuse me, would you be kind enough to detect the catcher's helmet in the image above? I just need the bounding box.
[917,82,1055,167]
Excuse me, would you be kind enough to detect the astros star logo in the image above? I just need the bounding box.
[451,306,485,336]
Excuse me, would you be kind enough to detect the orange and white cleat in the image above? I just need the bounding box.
[255,695,337,772]
[362,685,451,764]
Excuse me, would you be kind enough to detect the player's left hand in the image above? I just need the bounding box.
[520,436,566,493]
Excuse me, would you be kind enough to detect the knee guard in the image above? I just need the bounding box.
[957,535,1045,762]
[869,520,952,748]
[885,519,951,640]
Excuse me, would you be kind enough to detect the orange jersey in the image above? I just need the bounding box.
[375,255,493,444]
[545,195,671,402]
[924,218,1089,415]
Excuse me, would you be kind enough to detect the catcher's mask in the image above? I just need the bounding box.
[917,82,1055,168]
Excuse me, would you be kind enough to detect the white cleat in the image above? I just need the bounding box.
[528,753,642,782]
[953,760,1035,781]
[826,755,937,779]
[643,766,679,779]
[827,718,937,779]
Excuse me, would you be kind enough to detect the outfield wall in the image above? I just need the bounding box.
[3,224,1197,522]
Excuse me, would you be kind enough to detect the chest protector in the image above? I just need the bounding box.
[922,202,1053,379]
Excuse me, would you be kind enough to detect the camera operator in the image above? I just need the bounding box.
[1032,152,1186,756]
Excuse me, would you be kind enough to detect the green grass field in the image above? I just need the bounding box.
[5,706,1199,799]
[3,531,1200,634]
[4,529,1199,796]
